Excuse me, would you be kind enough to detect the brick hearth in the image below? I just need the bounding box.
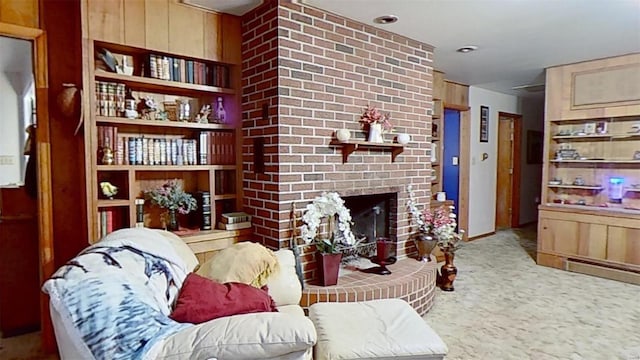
[300,256,438,316]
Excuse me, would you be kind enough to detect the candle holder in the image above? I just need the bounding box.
[363,237,393,275]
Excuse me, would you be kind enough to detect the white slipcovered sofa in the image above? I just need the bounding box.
[42,228,317,360]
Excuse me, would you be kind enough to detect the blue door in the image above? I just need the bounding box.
[443,109,460,216]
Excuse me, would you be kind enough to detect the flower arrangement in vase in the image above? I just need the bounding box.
[359,105,393,143]
[145,179,197,231]
[300,192,358,286]
[407,185,464,290]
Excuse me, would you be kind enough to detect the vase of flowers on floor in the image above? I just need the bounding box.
[429,204,463,291]
[359,105,392,143]
[301,192,358,286]
[145,179,197,231]
[407,185,464,290]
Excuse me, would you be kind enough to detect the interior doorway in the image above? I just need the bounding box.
[443,109,461,215]
[496,112,522,229]
[0,22,54,350]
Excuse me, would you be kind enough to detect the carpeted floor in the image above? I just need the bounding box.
[424,227,640,360]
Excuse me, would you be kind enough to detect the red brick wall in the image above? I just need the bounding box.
[242,0,434,280]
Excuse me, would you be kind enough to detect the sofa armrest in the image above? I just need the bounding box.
[268,249,302,306]
[156,312,316,360]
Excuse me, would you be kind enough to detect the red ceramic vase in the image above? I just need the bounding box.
[317,252,342,286]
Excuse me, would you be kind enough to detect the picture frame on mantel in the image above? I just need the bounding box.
[480,105,489,142]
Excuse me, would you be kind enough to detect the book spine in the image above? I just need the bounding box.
[159,138,167,165]
[135,198,145,228]
[197,191,211,230]
[135,137,143,165]
[128,137,136,165]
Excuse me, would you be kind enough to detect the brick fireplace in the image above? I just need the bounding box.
[241,0,435,282]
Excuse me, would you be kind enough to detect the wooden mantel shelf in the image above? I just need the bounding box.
[330,140,404,162]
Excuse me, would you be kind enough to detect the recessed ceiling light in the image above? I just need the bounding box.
[374,15,398,24]
[456,45,478,53]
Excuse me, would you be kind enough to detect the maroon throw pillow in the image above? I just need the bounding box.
[170,273,278,324]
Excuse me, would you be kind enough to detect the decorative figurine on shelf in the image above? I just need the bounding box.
[124,88,138,119]
[137,96,157,120]
[178,99,191,122]
[100,181,118,199]
[214,97,226,123]
[196,104,212,123]
[101,139,114,165]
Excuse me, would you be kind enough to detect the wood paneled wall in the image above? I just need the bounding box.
[443,80,469,110]
[85,0,238,62]
[0,0,38,28]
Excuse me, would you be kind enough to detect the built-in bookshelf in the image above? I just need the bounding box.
[85,39,244,242]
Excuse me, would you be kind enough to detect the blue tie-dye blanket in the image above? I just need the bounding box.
[42,229,194,359]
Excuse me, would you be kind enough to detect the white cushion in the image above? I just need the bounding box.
[156,312,317,359]
[309,299,448,360]
[267,249,302,307]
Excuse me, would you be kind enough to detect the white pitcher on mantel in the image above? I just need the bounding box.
[368,123,384,143]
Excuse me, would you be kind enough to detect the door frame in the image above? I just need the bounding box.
[0,22,54,347]
[496,111,522,227]
[444,103,470,240]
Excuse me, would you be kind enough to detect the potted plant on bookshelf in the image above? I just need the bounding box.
[145,179,197,231]
[300,192,357,286]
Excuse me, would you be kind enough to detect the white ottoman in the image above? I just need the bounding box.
[309,299,448,360]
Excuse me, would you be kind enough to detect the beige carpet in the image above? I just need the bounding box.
[424,227,640,360]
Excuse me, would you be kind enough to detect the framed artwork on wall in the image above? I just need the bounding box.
[480,105,489,142]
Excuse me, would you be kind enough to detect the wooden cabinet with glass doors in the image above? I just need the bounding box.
[538,53,640,284]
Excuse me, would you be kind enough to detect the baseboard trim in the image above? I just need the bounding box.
[566,260,640,285]
[468,231,496,241]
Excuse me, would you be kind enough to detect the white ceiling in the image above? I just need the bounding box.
[0,36,32,73]
[301,0,640,98]
[188,0,640,98]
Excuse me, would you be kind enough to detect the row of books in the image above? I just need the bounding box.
[198,131,236,165]
[218,212,251,230]
[215,170,236,195]
[97,126,235,166]
[95,81,126,117]
[145,54,230,88]
[97,207,252,236]
[97,208,123,239]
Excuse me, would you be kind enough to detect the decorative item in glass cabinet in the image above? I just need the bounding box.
[609,177,624,204]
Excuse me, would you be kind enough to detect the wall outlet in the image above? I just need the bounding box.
[0,155,16,165]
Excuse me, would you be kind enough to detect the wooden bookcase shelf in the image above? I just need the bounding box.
[95,70,235,95]
[96,116,235,130]
[85,33,244,243]
[550,159,640,165]
[538,54,640,284]
[330,140,404,162]
[547,184,604,190]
